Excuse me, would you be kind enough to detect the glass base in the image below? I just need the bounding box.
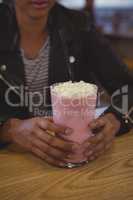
[63,160,88,169]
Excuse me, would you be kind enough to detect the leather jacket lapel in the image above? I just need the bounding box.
[49,29,71,85]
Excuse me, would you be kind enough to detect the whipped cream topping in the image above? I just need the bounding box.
[51,81,97,98]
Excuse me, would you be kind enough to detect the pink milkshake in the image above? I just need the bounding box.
[51,81,97,168]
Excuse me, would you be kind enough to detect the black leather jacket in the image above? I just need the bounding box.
[0,3,132,135]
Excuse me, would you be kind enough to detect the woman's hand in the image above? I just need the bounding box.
[84,113,121,161]
[1,117,76,167]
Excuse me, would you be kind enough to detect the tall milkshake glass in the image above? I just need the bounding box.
[51,81,97,168]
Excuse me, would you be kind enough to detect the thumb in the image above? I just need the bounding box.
[89,117,106,131]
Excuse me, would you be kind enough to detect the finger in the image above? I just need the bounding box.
[84,149,94,157]
[37,118,73,136]
[89,117,106,131]
[94,141,114,157]
[105,134,115,144]
[83,132,105,153]
[102,125,116,143]
[31,146,66,167]
[87,137,114,161]
[88,149,105,161]
[86,131,114,158]
[93,142,105,153]
[91,132,114,154]
[85,142,105,158]
[89,132,105,145]
[89,120,115,145]
[105,141,114,151]
[44,117,53,122]
[94,149,105,158]
[34,128,77,153]
[32,138,69,161]
[88,155,96,161]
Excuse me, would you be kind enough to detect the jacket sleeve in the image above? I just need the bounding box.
[85,28,133,135]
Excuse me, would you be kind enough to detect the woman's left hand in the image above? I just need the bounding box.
[84,113,121,161]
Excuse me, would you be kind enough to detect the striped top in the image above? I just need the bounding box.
[21,37,50,117]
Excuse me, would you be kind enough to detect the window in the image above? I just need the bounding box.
[94,0,133,37]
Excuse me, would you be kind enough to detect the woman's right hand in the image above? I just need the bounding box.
[1,117,76,167]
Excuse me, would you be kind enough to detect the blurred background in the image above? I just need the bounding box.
[94,0,133,72]
[59,0,133,72]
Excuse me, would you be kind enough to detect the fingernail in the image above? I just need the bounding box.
[85,150,93,157]
[59,162,66,167]
[65,128,73,135]
[66,154,74,159]
[84,142,91,148]
[72,144,79,152]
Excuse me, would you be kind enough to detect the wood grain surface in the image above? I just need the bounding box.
[0,130,133,200]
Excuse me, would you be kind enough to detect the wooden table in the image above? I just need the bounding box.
[0,131,133,200]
